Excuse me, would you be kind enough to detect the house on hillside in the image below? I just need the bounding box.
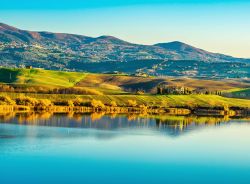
[157,82,186,95]
[25,65,32,69]
[131,72,149,77]
[193,88,222,95]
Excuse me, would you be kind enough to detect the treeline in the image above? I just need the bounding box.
[157,86,222,95]
[0,95,155,114]
[0,95,141,109]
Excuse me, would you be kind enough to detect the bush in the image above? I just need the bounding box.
[15,97,38,106]
[53,100,74,107]
[110,101,117,107]
[67,100,74,107]
[160,100,168,107]
[90,99,105,108]
[139,104,147,110]
[0,95,16,105]
[128,100,137,107]
[50,87,103,95]
[37,99,53,107]
[73,98,84,106]
[136,90,145,95]
[223,104,229,111]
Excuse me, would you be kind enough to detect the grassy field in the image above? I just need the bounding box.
[1,68,250,94]
[77,73,250,93]
[0,68,250,108]
[0,68,86,87]
[224,88,250,99]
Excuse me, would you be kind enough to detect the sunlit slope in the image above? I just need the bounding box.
[82,95,250,107]
[77,74,250,93]
[0,68,86,87]
[0,68,127,94]
[1,68,250,96]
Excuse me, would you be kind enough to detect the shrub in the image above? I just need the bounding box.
[73,98,83,106]
[223,104,229,111]
[160,100,168,107]
[90,112,105,121]
[136,90,145,95]
[0,84,15,92]
[50,87,103,95]
[128,100,137,107]
[110,101,117,107]
[37,99,53,107]
[139,104,147,110]
[90,99,105,108]
[0,95,16,105]
[16,97,38,106]
[67,100,74,107]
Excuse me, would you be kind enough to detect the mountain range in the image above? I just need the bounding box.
[0,22,249,78]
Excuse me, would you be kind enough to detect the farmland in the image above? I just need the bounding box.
[0,68,250,109]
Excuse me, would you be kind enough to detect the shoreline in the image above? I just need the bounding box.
[1,105,250,117]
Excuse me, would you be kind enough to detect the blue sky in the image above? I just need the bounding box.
[1,0,250,57]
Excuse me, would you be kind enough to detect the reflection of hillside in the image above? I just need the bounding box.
[155,116,231,136]
[0,112,249,138]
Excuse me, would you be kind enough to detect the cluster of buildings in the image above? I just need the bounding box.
[157,83,222,95]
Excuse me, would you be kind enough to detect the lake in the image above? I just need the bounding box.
[0,112,250,184]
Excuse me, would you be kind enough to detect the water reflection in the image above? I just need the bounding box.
[0,112,249,137]
[0,112,250,184]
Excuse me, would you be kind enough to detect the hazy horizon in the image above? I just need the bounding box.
[1,0,250,58]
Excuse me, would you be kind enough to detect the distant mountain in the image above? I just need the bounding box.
[154,41,243,62]
[0,22,249,78]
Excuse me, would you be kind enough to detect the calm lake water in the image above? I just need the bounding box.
[0,112,250,184]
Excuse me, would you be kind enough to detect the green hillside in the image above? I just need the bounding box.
[0,68,86,87]
[224,88,250,99]
[1,67,250,95]
[0,67,250,108]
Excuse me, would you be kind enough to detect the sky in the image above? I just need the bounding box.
[0,0,250,58]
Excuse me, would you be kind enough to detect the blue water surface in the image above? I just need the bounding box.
[0,114,250,184]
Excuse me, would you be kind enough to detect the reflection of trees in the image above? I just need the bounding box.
[0,112,53,125]
[72,113,83,122]
[90,112,105,121]
[154,116,231,135]
[16,112,53,124]
[0,112,249,137]
[0,112,16,121]
[109,113,117,119]
[66,112,74,119]
[127,114,137,121]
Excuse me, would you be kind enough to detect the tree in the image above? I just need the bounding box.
[0,95,15,105]
[223,104,229,112]
[37,99,53,107]
[16,97,38,106]
[160,100,168,108]
[110,101,117,107]
[90,99,105,108]
[73,98,83,106]
[67,100,74,107]
[128,100,137,107]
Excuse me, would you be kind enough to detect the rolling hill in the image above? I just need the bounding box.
[1,22,250,78]
[1,68,250,95]
[0,68,86,87]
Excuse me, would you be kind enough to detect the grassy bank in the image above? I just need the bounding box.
[1,92,250,108]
